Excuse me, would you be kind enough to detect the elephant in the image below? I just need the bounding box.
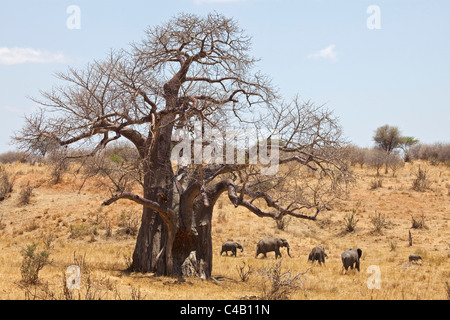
[308,246,328,265]
[255,238,291,259]
[341,248,362,272]
[409,254,422,263]
[220,241,243,257]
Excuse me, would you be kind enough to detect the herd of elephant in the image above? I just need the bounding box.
[220,238,363,272]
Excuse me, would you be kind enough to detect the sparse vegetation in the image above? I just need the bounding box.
[118,209,140,236]
[412,166,432,192]
[0,165,14,201]
[0,159,448,300]
[275,215,291,231]
[20,241,52,285]
[18,182,33,206]
[259,262,307,300]
[410,143,450,164]
[236,262,252,282]
[343,210,359,232]
[411,214,427,229]
[48,150,70,185]
[446,282,450,300]
[370,178,383,190]
[370,211,390,234]
[0,151,29,164]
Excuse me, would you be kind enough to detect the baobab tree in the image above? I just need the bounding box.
[14,13,351,278]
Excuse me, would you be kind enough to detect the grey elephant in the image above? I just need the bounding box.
[255,238,291,259]
[220,241,243,257]
[409,254,422,263]
[308,246,328,265]
[341,248,362,272]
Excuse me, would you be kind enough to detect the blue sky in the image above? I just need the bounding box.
[0,0,449,153]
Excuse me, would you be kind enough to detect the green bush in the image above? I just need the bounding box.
[343,210,359,232]
[20,242,52,284]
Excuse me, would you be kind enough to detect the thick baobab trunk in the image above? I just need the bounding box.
[129,166,229,278]
[127,109,214,277]
[130,196,215,277]
[130,200,168,274]
[130,189,218,277]
[129,115,176,275]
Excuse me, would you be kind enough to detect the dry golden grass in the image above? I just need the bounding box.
[0,161,449,300]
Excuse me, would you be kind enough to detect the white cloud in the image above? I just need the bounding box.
[2,105,21,114]
[0,47,69,65]
[308,44,338,62]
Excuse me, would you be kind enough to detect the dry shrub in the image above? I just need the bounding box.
[0,214,6,230]
[386,153,404,176]
[275,215,291,231]
[0,151,29,164]
[0,165,14,201]
[104,219,112,238]
[18,183,34,206]
[20,240,53,285]
[410,143,450,164]
[412,166,432,192]
[370,178,383,190]
[259,261,308,300]
[365,148,387,176]
[343,210,359,232]
[411,214,427,229]
[446,282,450,300]
[69,224,98,239]
[47,150,70,184]
[236,262,252,282]
[18,251,118,300]
[341,144,367,167]
[370,211,389,234]
[118,209,140,236]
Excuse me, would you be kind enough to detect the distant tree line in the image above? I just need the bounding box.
[2,126,449,172]
[342,124,450,175]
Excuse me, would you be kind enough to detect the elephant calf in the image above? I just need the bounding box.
[220,241,243,257]
[255,238,291,259]
[409,254,422,263]
[308,246,328,265]
[341,248,362,272]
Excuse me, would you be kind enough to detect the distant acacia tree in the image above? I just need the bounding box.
[373,125,403,154]
[14,13,351,278]
[398,136,419,162]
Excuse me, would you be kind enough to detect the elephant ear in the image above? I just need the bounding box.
[357,248,362,258]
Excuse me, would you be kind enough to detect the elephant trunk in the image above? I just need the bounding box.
[286,246,291,257]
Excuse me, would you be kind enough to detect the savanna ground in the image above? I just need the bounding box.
[0,160,449,300]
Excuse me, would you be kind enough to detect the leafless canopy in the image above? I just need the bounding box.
[14,13,351,277]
